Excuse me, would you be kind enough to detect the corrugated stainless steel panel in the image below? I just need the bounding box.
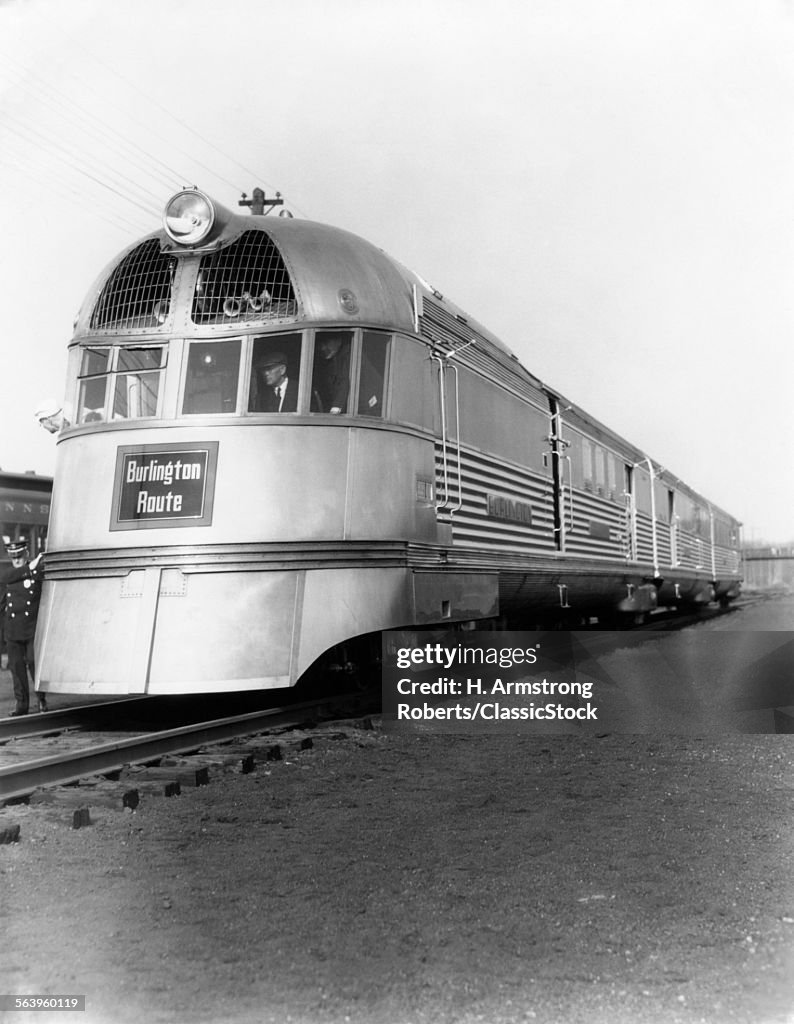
[656,532,672,566]
[634,517,656,564]
[561,488,626,560]
[713,547,742,575]
[434,445,556,554]
[41,539,448,577]
[675,531,710,571]
[450,506,556,552]
[438,449,551,495]
[451,521,556,554]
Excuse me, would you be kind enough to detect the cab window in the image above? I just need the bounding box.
[112,348,165,419]
[77,348,110,423]
[311,331,352,414]
[248,334,302,413]
[182,340,240,414]
[77,345,165,423]
[358,332,389,416]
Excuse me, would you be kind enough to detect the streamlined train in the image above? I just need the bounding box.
[34,188,741,697]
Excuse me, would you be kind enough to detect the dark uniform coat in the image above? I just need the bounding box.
[0,561,43,642]
[314,347,350,412]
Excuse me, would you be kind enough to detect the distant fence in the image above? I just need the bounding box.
[742,547,794,589]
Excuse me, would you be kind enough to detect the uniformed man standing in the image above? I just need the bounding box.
[1,539,46,716]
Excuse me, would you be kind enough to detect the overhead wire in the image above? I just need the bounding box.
[60,38,257,199]
[0,56,185,195]
[0,108,164,217]
[0,96,166,212]
[0,151,150,235]
[0,26,315,232]
[0,142,151,232]
[55,33,315,217]
[0,113,161,222]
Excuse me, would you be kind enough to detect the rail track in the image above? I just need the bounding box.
[0,691,378,807]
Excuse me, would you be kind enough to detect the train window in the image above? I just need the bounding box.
[594,446,605,495]
[112,348,165,419]
[653,479,671,522]
[77,347,110,423]
[77,345,165,423]
[691,504,706,537]
[311,331,352,414]
[565,432,583,487]
[606,452,617,500]
[676,495,691,531]
[357,332,390,416]
[81,348,110,376]
[78,378,107,423]
[182,340,241,415]
[581,438,593,490]
[248,334,302,412]
[634,469,652,515]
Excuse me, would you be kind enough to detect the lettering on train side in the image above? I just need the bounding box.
[486,493,533,526]
[125,458,203,486]
[110,442,219,530]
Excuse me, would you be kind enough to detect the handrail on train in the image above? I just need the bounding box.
[545,407,574,550]
[432,339,475,516]
[635,455,661,579]
[708,503,717,581]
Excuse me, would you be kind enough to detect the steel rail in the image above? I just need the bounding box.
[0,698,148,743]
[0,697,338,804]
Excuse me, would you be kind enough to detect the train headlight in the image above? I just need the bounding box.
[163,189,215,246]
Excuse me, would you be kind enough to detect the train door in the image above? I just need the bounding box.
[623,464,637,560]
[545,398,570,552]
[668,489,678,567]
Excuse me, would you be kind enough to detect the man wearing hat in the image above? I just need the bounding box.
[34,399,69,434]
[254,351,298,413]
[1,539,46,715]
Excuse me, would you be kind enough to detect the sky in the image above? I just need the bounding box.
[0,0,792,543]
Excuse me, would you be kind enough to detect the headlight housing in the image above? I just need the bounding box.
[163,189,216,246]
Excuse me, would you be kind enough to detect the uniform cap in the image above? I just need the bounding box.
[6,539,29,557]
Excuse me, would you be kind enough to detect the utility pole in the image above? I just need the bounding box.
[238,188,284,216]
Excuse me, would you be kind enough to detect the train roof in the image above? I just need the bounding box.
[0,470,53,490]
[76,198,511,348]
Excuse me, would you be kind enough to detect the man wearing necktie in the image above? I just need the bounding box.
[257,351,298,412]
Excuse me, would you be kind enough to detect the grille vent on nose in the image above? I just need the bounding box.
[191,230,297,324]
[91,239,176,330]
